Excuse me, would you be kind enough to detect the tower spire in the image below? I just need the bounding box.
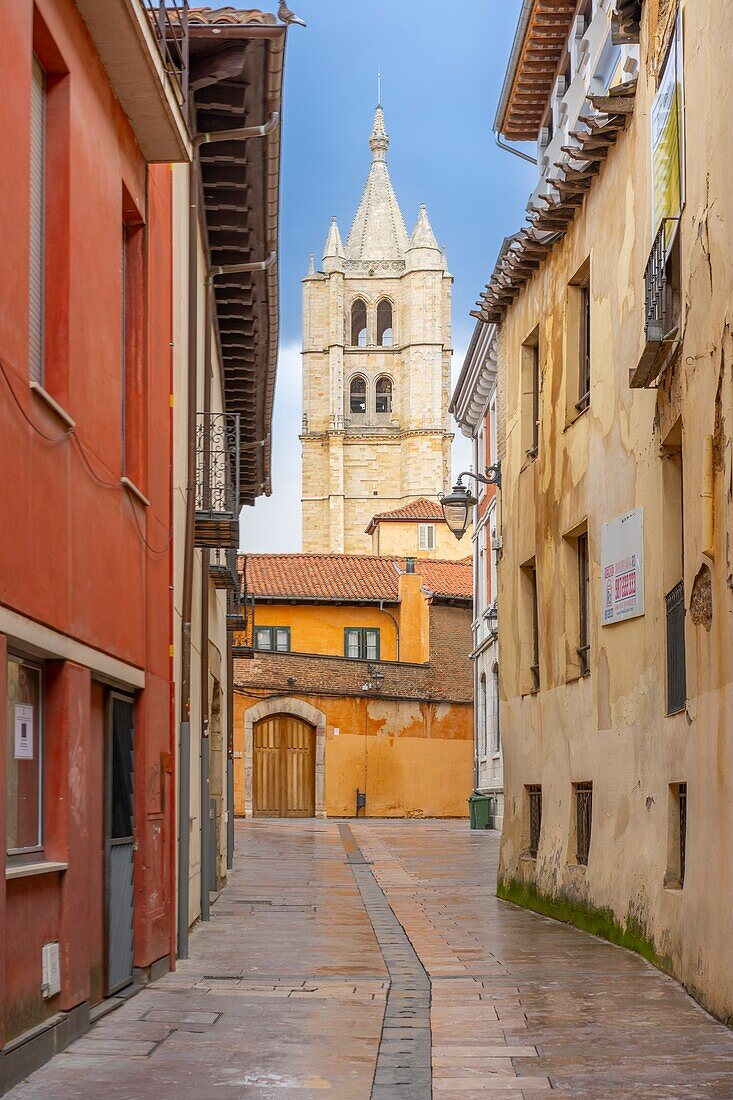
[369,104,389,163]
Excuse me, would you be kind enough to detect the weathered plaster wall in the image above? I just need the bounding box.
[233,689,473,819]
[497,0,733,1023]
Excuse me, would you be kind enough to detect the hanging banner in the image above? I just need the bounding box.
[601,508,645,625]
[651,11,685,245]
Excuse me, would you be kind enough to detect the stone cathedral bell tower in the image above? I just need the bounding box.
[300,104,454,555]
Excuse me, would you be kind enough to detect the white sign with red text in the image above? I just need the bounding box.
[601,508,644,625]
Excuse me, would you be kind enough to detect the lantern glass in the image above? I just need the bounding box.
[440,485,476,539]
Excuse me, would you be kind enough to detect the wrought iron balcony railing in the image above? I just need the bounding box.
[195,412,241,549]
[144,0,189,109]
[644,220,670,345]
[209,548,240,595]
[631,218,680,388]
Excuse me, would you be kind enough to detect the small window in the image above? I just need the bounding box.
[418,523,435,551]
[577,532,590,675]
[344,628,380,660]
[351,299,367,347]
[349,376,367,415]
[578,280,591,410]
[666,782,687,889]
[521,328,540,459]
[254,627,291,652]
[666,581,686,715]
[29,56,46,386]
[478,674,487,757]
[376,376,393,414]
[521,560,540,693]
[6,656,44,856]
[491,663,500,752]
[527,784,542,859]
[377,300,393,347]
[574,782,593,866]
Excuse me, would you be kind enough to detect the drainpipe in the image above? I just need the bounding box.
[378,599,400,660]
[494,131,538,165]
[177,154,199,961]
[226,624,234,870]
[199,283,213,923]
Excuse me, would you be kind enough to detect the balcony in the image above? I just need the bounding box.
[630,220,681,388]
[195,412,241,550]
[74,0,190,162]
[209,548,239,594]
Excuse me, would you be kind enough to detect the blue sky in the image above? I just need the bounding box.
[239,0,533,552]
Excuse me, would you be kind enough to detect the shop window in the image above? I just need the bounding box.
[6,656,43,856]
[377,300,393,347]
[418,523,435,551]
[351,299,367,347]
[376,376,393,414]
[349,376,367,415]
[254,627,291,652]
[344,628,380,660]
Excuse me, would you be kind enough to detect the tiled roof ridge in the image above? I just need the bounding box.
[189,7,278,25]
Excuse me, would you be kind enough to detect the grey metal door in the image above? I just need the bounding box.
[106,694,135,994]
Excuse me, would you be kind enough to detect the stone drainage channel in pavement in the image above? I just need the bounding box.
[339,823,432,1099]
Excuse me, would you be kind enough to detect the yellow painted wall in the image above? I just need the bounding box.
[252,603,400,659]
[373,520,472,561]
[233,690,473,819]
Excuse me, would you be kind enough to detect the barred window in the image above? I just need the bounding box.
[574,782,593,866]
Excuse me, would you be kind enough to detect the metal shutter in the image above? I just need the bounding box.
[29,57,46,386]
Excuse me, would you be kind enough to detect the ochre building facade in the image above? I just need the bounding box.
[301,106,454,555]
[233,555,473,819]
[474,0,733,1024]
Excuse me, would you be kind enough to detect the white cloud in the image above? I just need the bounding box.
[240,342,474,553]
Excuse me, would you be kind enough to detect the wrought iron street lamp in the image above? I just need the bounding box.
[439,465,501,540]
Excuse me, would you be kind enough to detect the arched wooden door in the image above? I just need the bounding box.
[253,716,316,818]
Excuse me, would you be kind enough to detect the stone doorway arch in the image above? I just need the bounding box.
[243,698,326,818]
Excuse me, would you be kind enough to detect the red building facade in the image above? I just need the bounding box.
[0,0,189,1084]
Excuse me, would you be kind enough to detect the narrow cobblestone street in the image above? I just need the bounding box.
[10,821,733,1099]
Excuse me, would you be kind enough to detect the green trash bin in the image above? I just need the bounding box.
[468,792,491,830]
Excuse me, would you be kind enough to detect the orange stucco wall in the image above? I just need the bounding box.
[253,603,401,659]
[233,690,473,819]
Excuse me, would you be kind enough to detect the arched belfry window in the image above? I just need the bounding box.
[376,376,393,414]
[351,299,367,347]
[377,299,393,347]
[349,376,367,415]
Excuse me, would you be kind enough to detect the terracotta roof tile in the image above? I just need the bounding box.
[366,497,445,533]
[189,7,278,26]
[240,553,472,603]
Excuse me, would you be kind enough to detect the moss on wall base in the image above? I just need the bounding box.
[497,877,672,974]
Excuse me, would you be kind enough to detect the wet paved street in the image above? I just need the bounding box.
[9,820,733,1099]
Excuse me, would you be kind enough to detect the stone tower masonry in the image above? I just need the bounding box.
[300,105,454,554]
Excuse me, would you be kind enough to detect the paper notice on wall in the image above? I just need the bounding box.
[14,704,34,760]
[601,508,645,626]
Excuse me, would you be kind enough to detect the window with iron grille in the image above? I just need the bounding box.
[678,782,687,887]
[577,532,590,676]
[666,581,686,715]
[344,628,380,661]
[254,626,290,653]
[527,785,542,859]
[574,782,593,866]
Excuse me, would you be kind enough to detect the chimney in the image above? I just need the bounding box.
[398,565,430,664]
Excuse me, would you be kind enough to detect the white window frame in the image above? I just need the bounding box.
[418,523,435,551]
